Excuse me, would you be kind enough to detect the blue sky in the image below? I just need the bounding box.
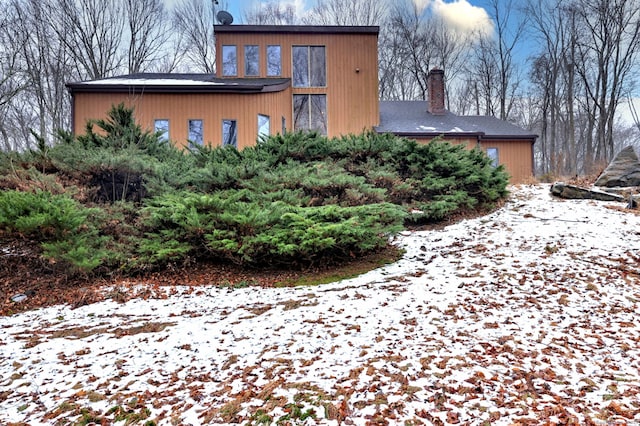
[166,0,495,35]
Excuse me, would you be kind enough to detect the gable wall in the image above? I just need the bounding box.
[215,31,379,136]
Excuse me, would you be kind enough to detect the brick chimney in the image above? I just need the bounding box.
[427,68,446,115]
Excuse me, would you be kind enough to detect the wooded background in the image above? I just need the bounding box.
[2,0,640,177]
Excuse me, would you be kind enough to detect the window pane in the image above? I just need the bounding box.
[223,119,237,147]
[292,46,309,87]
[309,95,327,135]
[154,119,169,142]
[293,95,309,130]
[267,45,281,76]
[258,114,270,141]
[282,116,286,134]
[486,147,499,167]
[188,119,203,145]
[245,45,259,76]
[310,46,326,87]
[222,45,237,76]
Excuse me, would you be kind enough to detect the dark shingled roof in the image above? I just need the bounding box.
[377,101,537,141]
[66,73,291,94]
[214,25,379,35]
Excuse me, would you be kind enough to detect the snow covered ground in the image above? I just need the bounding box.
[1,184,639,425]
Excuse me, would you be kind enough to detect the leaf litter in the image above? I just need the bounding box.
[1,183,640,425]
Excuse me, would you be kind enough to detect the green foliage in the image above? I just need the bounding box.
[0,190,109,272]
[2,106,509,274]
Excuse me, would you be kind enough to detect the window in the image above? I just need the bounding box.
[188,119,203,145]
[154,119,169,142]
[258,114,270,141]
[223,119,237,147]
[267,45,281,76]
[244,45,259,76]
[293,94,327,135]
[486,147,499,167]
[222,45,237,76]
[282,116,286,134]
[292,46,326,87]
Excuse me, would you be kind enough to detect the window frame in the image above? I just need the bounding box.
[154,119,169,142]
[267,45,282,76]
[257,114,270,141]
[244,45,259,76]
[486,147,499,167]
[222,119,238,147]
[188,119,204,145]
[222,45,237,76]
[293,94,327,135]
[292,45,326,88]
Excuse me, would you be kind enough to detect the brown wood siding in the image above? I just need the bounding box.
[215,31,379,137]
[478,139,535,184]
[72,91,292,150]
[405,135,534,184]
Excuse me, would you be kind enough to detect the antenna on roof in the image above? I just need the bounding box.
[216,10,234,25]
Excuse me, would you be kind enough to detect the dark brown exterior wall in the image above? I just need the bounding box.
[214,31,380,137]
[407,135,534,184]
[478,139,535,184]
[71,91,292,149]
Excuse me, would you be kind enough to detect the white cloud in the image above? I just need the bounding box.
[430,0,494,37]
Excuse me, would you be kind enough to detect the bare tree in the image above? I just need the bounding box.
[243,1,297,25]
[125,0,171,74]
[47,0,125,80]
[574,0,640,170]
[172,0,220,73]
[303,0,387,26]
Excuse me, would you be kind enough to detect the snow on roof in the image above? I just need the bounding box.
[84,78,227,86]
[2,184,639,424]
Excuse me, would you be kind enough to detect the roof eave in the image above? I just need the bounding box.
[66,80,291,95]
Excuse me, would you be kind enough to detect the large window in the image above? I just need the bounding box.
[292,46,326,87]
[244,45,259,76]
[223,119,237,147]
[258,114,270,141]
[267,45,281,76]
[188,119,203,145]
[293,94,327,135]
[222,45,237,76]
[154,119,169,142]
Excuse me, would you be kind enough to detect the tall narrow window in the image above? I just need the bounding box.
[282,116,286,134]
[257,114,270,141]
[293,94,327,135]
[154,119,169,142]
[292,46,325,87]
[222,45,237,76]
[188,119,203,145]
[267,45,281,76]
[223,119,237,147]
[486,147,499,167]
[245,45,259,76]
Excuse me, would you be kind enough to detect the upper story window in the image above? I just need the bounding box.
[154,119,169,142]
[222,45,237,76]
[244,45,259,76]
[267,45,281,76]
[188,119,204,145]
[292,46,326,87]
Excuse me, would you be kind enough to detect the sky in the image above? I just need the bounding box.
[165,0,495,37]
[3,183,640,424]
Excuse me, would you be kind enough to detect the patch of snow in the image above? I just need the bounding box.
[1,184,639,425]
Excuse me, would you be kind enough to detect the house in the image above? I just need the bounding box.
[66,25,536,183]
